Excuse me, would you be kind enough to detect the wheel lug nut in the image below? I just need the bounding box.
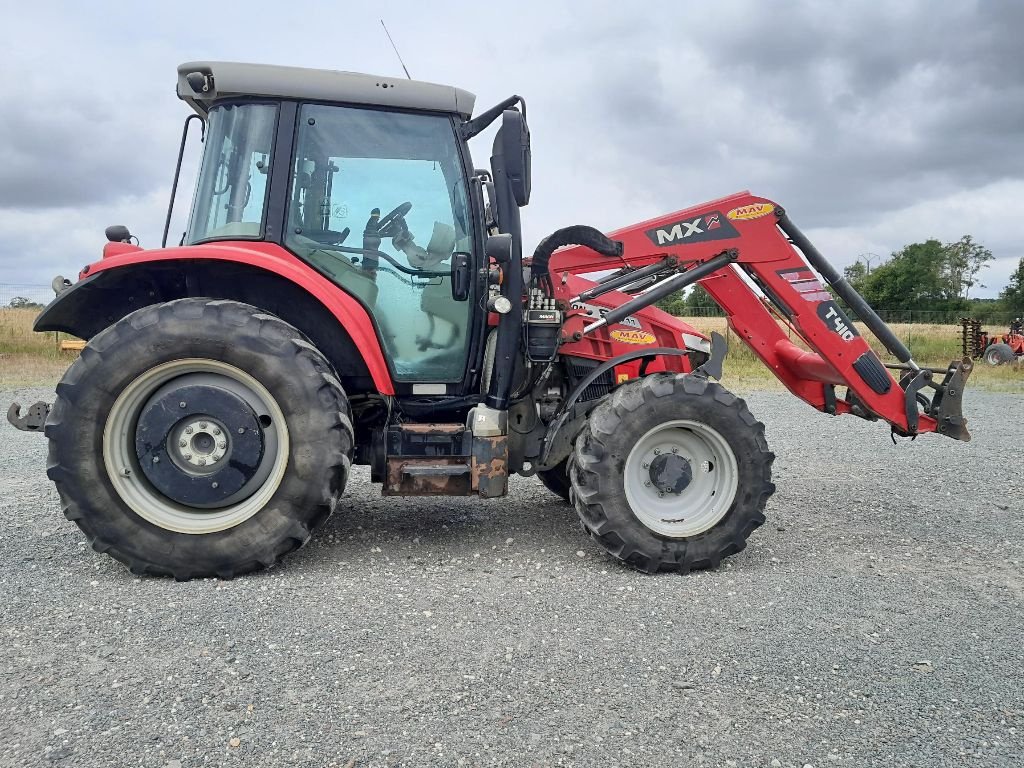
[642,462,649,469]
[179,440,187,448]
[213,427,221,436]
[199,422,208,429]
[644,481,651,487]
[671,447,678,454]
[658,491,664,498]
[653,448,661,455]
[218,441,226,449]
[197,458,206,466]
[184,453,192,460]
[185,426,193,435]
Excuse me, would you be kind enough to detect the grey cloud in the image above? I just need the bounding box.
[0,0,1021,296]
[567,2,1024,226]
[0,86,179,210]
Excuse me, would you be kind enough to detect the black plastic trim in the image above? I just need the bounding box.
[852,351,892,395]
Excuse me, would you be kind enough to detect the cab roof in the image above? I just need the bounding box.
[177,61,476,118]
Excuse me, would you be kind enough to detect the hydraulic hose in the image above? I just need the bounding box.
[529,225,623,284]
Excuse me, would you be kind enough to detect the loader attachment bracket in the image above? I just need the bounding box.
[889,357,973,442]
[7,401,50,433]
[929,357,973,442]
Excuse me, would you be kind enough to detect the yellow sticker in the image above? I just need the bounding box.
[610,329,656,345]
[726,202,775,221]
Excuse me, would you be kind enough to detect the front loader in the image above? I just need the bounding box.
[8,61,973,579]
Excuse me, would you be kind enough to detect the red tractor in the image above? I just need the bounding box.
[8,62,974,579]
[961,317,1023,366]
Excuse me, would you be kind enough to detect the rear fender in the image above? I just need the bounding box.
[35,242,395,395]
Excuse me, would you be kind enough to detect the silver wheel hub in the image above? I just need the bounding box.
[624,419,739,538]
[172,419,229,468]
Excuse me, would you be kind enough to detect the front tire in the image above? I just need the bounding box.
[570,374,774,573]
[46,299,353,579]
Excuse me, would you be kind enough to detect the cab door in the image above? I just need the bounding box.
[285,103,477,384]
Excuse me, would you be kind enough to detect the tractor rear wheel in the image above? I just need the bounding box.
[537,460,571,502]
[570,374,774,573]
[46,298,353,580]
[984,342,1014,366]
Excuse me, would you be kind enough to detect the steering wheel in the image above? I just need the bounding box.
[303,227,351,246]
[376,202,413,237]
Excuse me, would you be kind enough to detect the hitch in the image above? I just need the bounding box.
[7,401,51,433]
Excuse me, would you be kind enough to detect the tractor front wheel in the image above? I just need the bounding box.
[46,298,353,579]
[570,374,774,573]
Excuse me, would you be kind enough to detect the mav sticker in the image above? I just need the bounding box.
[817,301,860,341]
[726,202,775,221]
[611,329,657,345]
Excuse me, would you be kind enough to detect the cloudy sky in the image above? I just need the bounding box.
[2,1,1022,298]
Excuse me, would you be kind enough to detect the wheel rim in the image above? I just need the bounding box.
[103,359,290,534]
[984,348,1003,366]
[623,419,739,538]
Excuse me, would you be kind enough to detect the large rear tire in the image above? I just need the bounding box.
[45,298,353,580]
[570,374,774,573]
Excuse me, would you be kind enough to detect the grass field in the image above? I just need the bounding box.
[1,307,1020,391]
[0,309,72,386]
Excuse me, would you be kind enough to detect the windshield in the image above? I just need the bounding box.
[186,103,277,243]
[286,104,473,381]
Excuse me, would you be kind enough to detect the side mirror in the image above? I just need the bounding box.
[500,109,531,207]
[451,252,471,301]
[105,225,132,243]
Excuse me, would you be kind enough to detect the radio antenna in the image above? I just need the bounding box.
[380,20,412,80]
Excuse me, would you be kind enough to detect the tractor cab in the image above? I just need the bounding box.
[177,61,513,386]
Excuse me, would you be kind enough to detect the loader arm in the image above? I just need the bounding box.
[548,191,972,441]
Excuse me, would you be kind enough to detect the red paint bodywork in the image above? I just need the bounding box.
[86,240,397,395]
[555,271,696,374]
[549,190,941,437]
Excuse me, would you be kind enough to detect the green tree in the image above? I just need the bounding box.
[682,284,723,316]
[843,260,868,292]
[1001,257,1024,315]
[7,296,42,309]
[859,239,951,309]
[943,235,993,299]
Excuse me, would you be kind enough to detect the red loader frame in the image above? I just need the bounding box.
[549,191,972,442]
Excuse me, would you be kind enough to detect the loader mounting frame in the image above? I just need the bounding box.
[547,191,972,442]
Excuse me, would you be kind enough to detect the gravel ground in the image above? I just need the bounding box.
[1,385,1022,767]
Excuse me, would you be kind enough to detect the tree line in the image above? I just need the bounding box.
[659,235,1023,323]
